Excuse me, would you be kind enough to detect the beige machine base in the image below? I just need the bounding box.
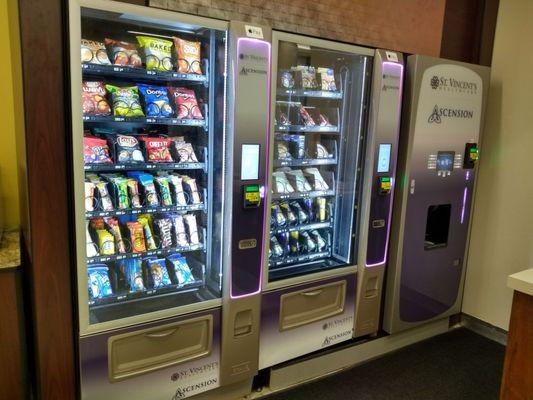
[248,318,450,399]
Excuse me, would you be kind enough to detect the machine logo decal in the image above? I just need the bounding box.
[430,75,478,93]
[428,105,442,124]
[428,105,474,124]
[321,329,352,347]
[172,378,218,399]
[430,75,440,89]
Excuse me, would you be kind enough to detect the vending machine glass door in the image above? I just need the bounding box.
[70,3,227,334]
[266,34,372,283]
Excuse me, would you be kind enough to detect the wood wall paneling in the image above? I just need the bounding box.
[150,0,447,57]
[18,0,77,398]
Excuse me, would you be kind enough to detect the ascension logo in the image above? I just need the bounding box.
[240,66,267,76]
[321,329,352,347]
[428,104,474,124]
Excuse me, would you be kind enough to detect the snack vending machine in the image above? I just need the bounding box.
[69,1,269,398]
[259,31,403,368]
[383,55,489,334]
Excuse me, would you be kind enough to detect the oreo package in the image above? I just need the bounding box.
[138,84,173,117]
[115,135,144,163]
[88,264,113,300]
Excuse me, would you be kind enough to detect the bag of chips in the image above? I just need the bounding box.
[81,39,111,65]
[183,214,200,245]
[174,37,202,74]
[82,81,111,116]
[168,175,187,206]
[85,182,95,212]
[142,137,174,162]
[88,264,113,300]
[168,87,203,119]
[86,221,99,257]
[317,67,337,91]
[155,176,172,206]
[115,135,144,163]
[138,84,173,117]
[126,221,146,253]
[95,181,114,211]
[170,214,188,247]
[105,217,126,254]
[128,172,159,206]
[84,136,112,164]
[182,176,201,204]
[127,178,142,208]
[155,218,173,248]
[96,229,115,255]
[136,36,173,71]
[105,85,144,118]
[167,254,195,285]
[145,258,172,288]
[105,38,142,67]
[172,137,199,162]
[138,215,157,250]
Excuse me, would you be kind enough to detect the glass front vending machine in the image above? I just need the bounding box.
[259,32,404,369]
[69,1,270,399]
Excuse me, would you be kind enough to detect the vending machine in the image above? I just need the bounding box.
[383,55,490,334]
[259,31,404,369]
[69,1,269,398]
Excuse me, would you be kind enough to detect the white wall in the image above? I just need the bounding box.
[462,0,533,330]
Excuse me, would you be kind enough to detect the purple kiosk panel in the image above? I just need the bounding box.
[383,55,490,334]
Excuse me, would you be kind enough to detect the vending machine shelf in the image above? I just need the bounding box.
[82,115,207,128]
[275,125,339,133]
[276,88,343,99]
[270,221,331,235]
[269,250,332,268]
[273,157,337,168]
[88,278,205,309]
[85,202,206,218]
[82,62,209,84]
[272,189,335,201]
[84,161,206,172]
[87,243,204,263]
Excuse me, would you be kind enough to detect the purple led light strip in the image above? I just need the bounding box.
[366,61,404,268]
[230,37,272,299]
[460,187,468,224]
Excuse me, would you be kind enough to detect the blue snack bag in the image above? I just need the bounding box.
[118,259,145,292]
[145,257,172,288]
[167,254,195,286]
[87,264,113,299]
[138,84,173,117]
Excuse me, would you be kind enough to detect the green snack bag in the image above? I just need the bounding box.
[136,36,173,71]
[105,84,144,118]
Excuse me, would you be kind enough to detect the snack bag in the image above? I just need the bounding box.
[110,177,130,209]
[95,181,114,211]
[142,137,173,162]
[118,258,145,292]
[298,106,316,126]
[105,217,126,254]
[85,181,95,212]
[317,67,337,91]
[136,36,173,71]
[138,215,157,250]
[86,221,99,257]
[316,142,332,158]
[128,172,159,206]
[168,87,203,119]
[88,265,113,300]
[174,37,202,74]
[167,254,195,285]
[105,85,144,117]
[318,114,332,126]
[286,169,312,192]
[170,214,189,247]
[183,214,200,245]
[126,221,146,253]
[145,258,172,288]
[81,39,111,65]
[138,84,173,117]
[84,137,113,164]
[104,39,142,67]
[115,135,144,163]
[276,139,291,160]
[127,179,142,208]
[155,218,173,248]
[82,81,111,116]
[154,176,172,206]
[304,167,329,190]
[272,171,294,194]
[168,175,187,205]
[96,229,115,255]
[172,137,199,162]
[182,176,201,204]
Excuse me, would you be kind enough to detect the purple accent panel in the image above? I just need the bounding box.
[399,176,476,322]
[80,309,221,400]
[366,179,393,265]
[230,38,271,298]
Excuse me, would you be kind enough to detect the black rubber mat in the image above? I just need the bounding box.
[264,328,505,400]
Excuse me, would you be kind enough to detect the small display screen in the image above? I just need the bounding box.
[241,144,260,180]
[436,151,455,172]
[377,144,392,173]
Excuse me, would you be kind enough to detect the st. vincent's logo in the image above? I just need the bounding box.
[428,105,442,124]
[430,75,440,89]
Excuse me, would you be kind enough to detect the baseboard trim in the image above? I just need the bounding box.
[460,313,508,346]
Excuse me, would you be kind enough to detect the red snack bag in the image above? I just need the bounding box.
[168,87,203,119]
[84,136,112,164]
[82,81,111,116]
[141,137,174,162]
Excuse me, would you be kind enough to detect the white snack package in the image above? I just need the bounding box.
[182,175,201,204]
[286,169,312,192]
[171,214,189,247]
[86,221,99,257]
[272,171,294,193]
[304,167,329,190]
[172,137,199,163]
[168,174,188,205]
[184,214,200,245]
[316,142,331,159]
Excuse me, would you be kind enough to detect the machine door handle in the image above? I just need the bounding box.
[301,290,323,297]
[145,328,178,338]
